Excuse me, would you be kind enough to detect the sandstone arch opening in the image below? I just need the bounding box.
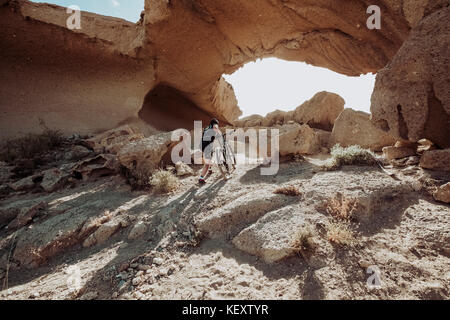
[138,84,213,131]
[224,58,376,119]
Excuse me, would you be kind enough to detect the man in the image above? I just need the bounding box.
[199,118,221,184]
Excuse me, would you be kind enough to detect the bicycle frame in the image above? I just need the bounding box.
[214,132,236,178]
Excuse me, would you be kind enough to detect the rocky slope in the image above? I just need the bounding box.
[0,126,449,300]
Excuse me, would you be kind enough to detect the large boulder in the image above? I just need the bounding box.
[329,108,396,151]
[419,149,450,171]
[10,193,133,268]
[118,131,174,173]
[40,168,70,192]
[382,145,416,160]
[83,125,145,154]
[195,192,293,239]
[262,110,288,127]
[371,6,450,148]
[433,183,450,204]
[278,124,321,156]
[232,207,310,264]
[72,154,120,180]
[293,92,345,131]
[233,115,264,127]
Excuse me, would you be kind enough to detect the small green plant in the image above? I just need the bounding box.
[150,169,179,193]
[323,144,377,170]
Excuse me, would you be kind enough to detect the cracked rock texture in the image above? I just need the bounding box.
[371,5,450,148]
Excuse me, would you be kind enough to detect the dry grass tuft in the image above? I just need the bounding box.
[121,166,153,189]
[325,194,359,220]
[274,185,301,197]
[326,221,354,246]
[292,225,316,255]
[150,169,179,193]
[187,229,206,248]
[0,120,64,163]
[323,144,377,171]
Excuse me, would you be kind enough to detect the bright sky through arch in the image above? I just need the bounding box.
[31,0,145,22]
[31,1,376,119]
[223,58,376,118]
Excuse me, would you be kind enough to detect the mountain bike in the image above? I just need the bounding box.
[214,131,237,180]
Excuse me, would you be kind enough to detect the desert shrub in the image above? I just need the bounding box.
[121,166,153,189]
[184,228,206,248]
[274,185,301,197]
[0,120,64,163]
[324,194,359,220]
[150,169,179,193]
[326,221,354,246]
[292,225,315,254]
[323,144,377,170]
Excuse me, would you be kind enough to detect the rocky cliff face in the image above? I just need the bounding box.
[0,0,155,139]
[371,5,450,148]
[0,0,447,140]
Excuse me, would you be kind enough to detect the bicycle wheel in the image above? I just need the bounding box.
[215,147,228,179]
[224,142,237,172]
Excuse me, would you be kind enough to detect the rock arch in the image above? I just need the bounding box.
[0,0,447,144]
[138,83,214,131]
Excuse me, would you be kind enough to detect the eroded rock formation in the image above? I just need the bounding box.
[235,91,344,130]
[329,108,396,151]
[1,0,446,140]
[371,5,450,148]
[0,0,154,139]
[293,91,344,131]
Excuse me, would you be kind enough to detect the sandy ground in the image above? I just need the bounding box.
[0,155,449,300]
